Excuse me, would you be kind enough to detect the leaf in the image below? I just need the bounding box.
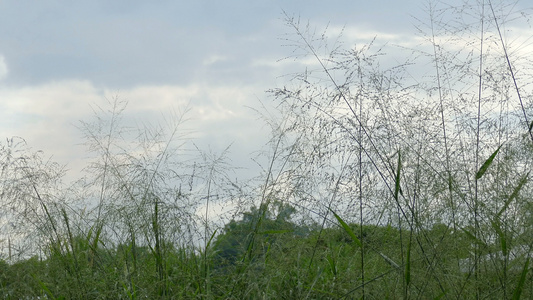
[206,229,218,250]
[35,276,56,300]
[498,172,529,217]
[90,223,103,252]
[394,150,402,200]
[378,252,400,269]
[491,219,507,256]
[405,240,411,286]
[476,145,502,180]
[512,257,530,300]
[326,254,337,276]
[529,120,533,133]
[328,208,362,248]
[122,281,134,300]
[460,227,487,248]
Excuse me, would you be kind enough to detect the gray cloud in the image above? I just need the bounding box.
[2,0,528,185]
[0,0,424,88]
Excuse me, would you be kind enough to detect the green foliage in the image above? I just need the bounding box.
[512,257,530,300]
[1,0,533,298]
[0,212,531,298]
[212,200,299,269]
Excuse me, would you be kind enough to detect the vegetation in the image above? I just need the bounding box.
[1,0,533,298]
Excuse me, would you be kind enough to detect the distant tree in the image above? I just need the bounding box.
[212,200,300,268]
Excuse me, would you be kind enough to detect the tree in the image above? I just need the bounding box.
[212,200,299,269]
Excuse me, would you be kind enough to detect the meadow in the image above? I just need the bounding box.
[1,1,533,299]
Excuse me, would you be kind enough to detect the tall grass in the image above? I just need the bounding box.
[268,0,532,298]
[1,0,532,298]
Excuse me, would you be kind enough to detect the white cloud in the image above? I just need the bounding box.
[202,55,228,66]
[0,80,269,183]
[0,55,8,80]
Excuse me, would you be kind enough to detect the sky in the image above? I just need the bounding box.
[1,0,531,184]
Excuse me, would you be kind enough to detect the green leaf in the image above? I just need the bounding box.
[206,229,218,250]
[512,257,530,300]
[529,120,533,133]
[90,223,103,253]
[326,254,337,276]
[35,275,57,300]
[460,227,487,248]
[394,150,402,200]
[378,252,400,269]
[122,281,134,300]
[498,172,529,217]
[491,219,507,256]
[405,240,411,286]
[328,208,362,248]
[476,145,502,180]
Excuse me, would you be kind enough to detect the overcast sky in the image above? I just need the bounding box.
[1,0,531,183]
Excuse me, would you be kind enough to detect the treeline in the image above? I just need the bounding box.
[1,202,530,298]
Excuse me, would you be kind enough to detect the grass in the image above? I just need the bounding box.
[1,0,533,298]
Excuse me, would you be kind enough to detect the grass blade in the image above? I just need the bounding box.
[490,219,507,256]
[498,172,529,217]
[405,240,411,286]
[378,252,400,269]
[460,227,487,248]
[327,253,337,276]
[512,257,530,300]
[476,145,501,180]
[394,150,402,200]
[206,228,218,250]
[35,275,57,300]
[329,208,362,248]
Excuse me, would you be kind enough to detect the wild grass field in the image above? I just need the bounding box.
[1,1,533,299]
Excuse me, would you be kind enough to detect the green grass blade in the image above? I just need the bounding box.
[90,222,103,252]
[394,150,402,200]
[405,240,411,286]
[490,219,507,256]
[36,275,57,300]
[122,281,134,300]
[329,208,362,248]
[476,145,501,180]
[378,252,400,269]
[206,228,218,250]
[460,227,487,248]
[327,254,337,276]
[498,172,529,217]
[512,257,530,300]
